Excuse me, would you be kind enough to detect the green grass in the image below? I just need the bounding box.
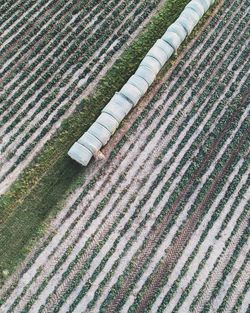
[0,0,217,284]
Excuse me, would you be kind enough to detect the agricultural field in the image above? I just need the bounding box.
[0,0,250,312]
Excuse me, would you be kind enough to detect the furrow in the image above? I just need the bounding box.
[0,0,96,93]
[1,0,58,45]
[164,180,250,312]
[0,0,64,61]
[0,0,239,141]
[235,282,250,313]
[2,23,237,310]
[0,0,39,37]
[0,0,119,120]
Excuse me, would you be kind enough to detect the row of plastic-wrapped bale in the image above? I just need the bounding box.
[68,0,215,166]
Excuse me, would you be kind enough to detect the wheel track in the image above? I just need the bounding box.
[88,142,250,313]
[1,1,248,310]
[24,39,224,312]
[172,192,250,312]
[151,168,250,312]
[82,60,250,313]
[0,0,221,298]
[122,124,250,313]
[131,127,250,313]
[192,223,250,312]
[101,101,250,312]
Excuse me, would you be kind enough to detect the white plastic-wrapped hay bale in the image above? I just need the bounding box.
[68,142,93,166]
[102,101,129,121]
[147,46,169,67]
[186,0,205,18]
[155,39,174,59]
[167,22,187,41]
[162,31,182,50]
[182,7,200,22]
[140,55,162,75]
[135,65,156,85]
[119,83,141,106]
[199,0,211,10]
[110,92,133,114]
[179,8,200,32]
[88,122,112,145]
[127,75,149,95]
[78,132,102,154]
[96,112,119,134]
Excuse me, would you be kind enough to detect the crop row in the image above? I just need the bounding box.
[1,0,236,189]
[88,153,250,312]
[0,0,135,139]
[0,0,133,116]
[76,4,250,310]
[190,199,250,312]
[0,0,114,88]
